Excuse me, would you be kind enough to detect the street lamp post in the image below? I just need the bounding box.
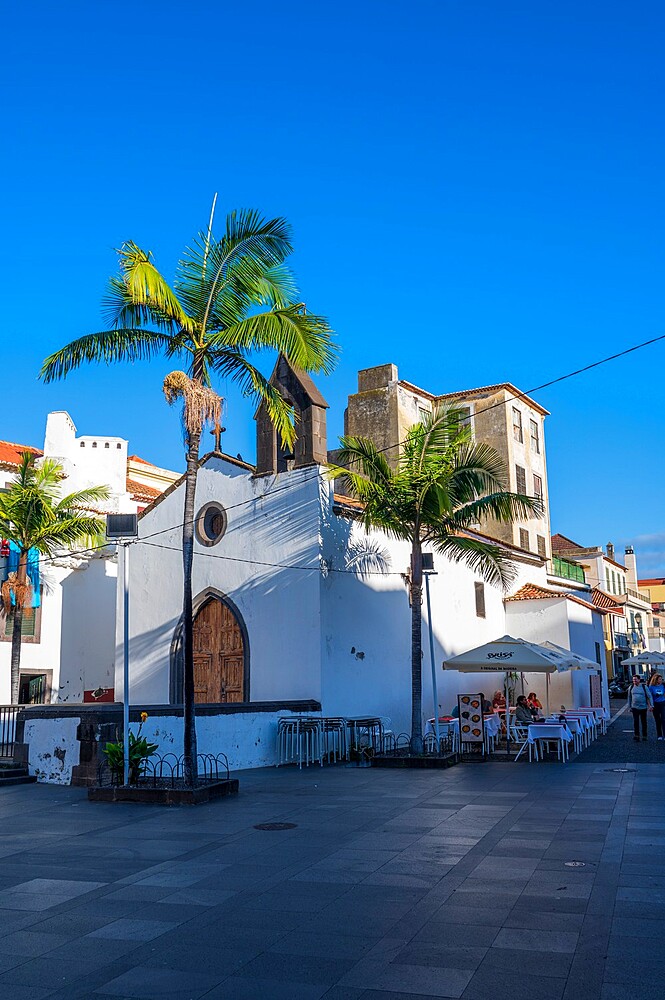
[106,514,139,786]
[422,553,439,744]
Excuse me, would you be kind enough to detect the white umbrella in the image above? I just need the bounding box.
[541,641,599,671]
[621,650,665,669]
[442,635,569,751]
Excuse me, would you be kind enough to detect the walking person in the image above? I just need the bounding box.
[628,674,653,741]
[648,673,665,741]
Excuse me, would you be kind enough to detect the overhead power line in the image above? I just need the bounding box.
[9,327,665,567]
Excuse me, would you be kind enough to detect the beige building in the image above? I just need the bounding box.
[343,364,551,558]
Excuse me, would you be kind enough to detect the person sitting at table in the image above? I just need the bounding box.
[450,703,459,718]
[492,690,506,710]
[482,697,493,714]
[527,692,542,716]
[515,695,534,726]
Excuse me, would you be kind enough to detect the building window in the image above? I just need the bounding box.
[519,528,530,551]
[533,474,543,500]
[530,419,540,453]
[104,442,110,449]
[2,605,42,644]
[605,568,611,591]
[515,465,527,495]
[536,534,547,558]
[80,441,85,448]
[612,571,617,594]
[418,407,430,424]
[474,582,486,618]
[195,502,227,547]
[595,642,601,665]
[512,407,523,443]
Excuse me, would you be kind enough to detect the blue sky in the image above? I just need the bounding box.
[3,1,664,573]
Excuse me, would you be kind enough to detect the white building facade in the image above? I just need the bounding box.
[0,412,178,704]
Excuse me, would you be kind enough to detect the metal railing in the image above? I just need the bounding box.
[613,634,630,649]
[626,588,651,604]
[648,627,665,639]
[0,706,18,757]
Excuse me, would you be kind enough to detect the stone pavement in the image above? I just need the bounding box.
[574,699,665,764]
[0,745,664,1000]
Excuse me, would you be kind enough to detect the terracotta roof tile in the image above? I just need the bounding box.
[0,441,42,467]
[640,578,665,587]
[505,582,599,613]
[551,532,585,552]
[127,454,155,466]
[591,587,626,615]
[126,478,162,502]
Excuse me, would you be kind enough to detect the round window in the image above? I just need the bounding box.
[195,502,227,546]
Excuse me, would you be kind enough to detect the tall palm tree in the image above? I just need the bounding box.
[329,406,543,750]
[0,454,109,704]
[40,202,337,784]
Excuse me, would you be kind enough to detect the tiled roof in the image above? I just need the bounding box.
[437,382,550,416]
[127,454,155,466]
[0,440,42,468]
[126,478,162,503]
[640,578,665,586]
[591,587,625,615]
[505,583,599,613]
[551,532,584,552]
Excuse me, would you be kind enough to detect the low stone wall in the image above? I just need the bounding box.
[17,700,321,785]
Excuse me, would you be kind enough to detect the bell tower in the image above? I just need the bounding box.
[255,355,329,475]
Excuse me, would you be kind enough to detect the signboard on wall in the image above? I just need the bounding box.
[458,694,484,743]
[589,673,602,708]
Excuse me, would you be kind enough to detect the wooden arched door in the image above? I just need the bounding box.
[193,598,245,703]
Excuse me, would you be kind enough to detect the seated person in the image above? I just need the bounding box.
[450,704,460,718]
[515,695,535,726]
[492,690,506,710]
[482,697,493,714]
[527,692,543,717]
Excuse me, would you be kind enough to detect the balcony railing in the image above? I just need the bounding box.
[626,588,651,604]
[550,556,586,584]
[613,633,630,649]
[648,627,665,639]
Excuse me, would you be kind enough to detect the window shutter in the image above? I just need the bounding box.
[515,465,527,494]
[536,535,546,558]
[519,528,530,551]
[4,608,36,638]
[474,582,486,618]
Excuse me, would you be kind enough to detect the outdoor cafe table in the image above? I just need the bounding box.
[545,716,584,753]
[520,722,574,762]
[559,710,597,744]
[346,717,383,754]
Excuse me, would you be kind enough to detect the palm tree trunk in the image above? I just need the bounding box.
[410,542,423,752]
[182,428,200,787]
[10,605,23,705]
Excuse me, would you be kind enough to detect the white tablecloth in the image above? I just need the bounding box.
[528,723,573,744]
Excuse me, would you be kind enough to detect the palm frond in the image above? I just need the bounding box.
[176,213,294,332]
[332,436,394,487]
[210,306,337,375]
[431,534,517,590]
[55,485,112,513]
[444,491,544,528]
[208,351,296,447]
[40,329,173,382]
[102,276,186,334]
[117,242,193,331]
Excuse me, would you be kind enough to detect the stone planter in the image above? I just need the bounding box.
[88,777,239,805]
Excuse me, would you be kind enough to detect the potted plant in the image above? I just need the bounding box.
[103,712,158,785]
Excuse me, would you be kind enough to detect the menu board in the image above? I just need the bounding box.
[458,694,484,744]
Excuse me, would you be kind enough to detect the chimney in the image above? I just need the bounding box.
[606,542,615,561]
[624,545,638,590]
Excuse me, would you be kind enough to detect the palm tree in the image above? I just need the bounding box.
[329,406,543,750]
[0,453,109,704]
[40,202,337,784]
